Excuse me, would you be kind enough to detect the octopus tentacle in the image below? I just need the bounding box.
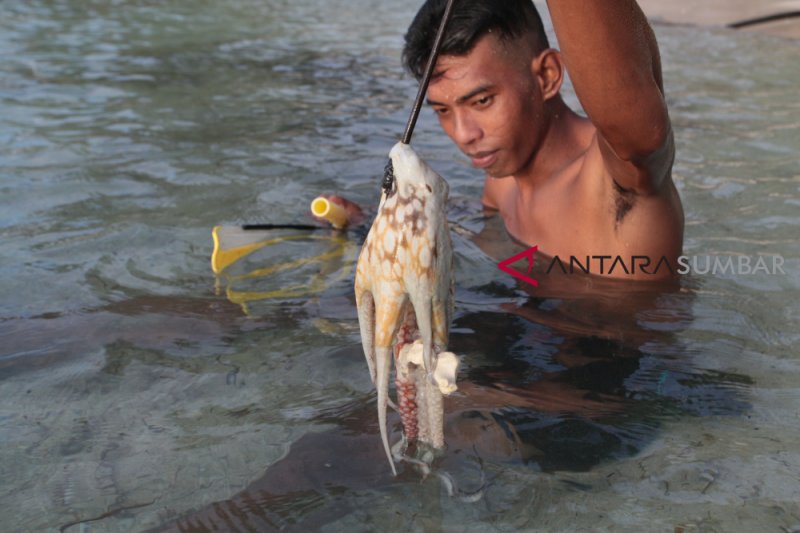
[374,345,396,476]
[354,142,456,475]
[355,291,376,384]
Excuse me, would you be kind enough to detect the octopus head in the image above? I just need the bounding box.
[384,142,449,206]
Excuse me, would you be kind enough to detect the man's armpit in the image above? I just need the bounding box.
[612,181,636,225]
[598,129,674,196]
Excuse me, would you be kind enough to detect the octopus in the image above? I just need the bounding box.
[354,141,458,475]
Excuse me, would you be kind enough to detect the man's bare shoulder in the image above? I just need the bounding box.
[480,135,683,273]
[575,136,684,260]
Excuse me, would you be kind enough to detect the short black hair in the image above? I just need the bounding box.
[403,0,550,80]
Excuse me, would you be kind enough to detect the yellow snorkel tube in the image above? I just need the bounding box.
[310,196,348,229]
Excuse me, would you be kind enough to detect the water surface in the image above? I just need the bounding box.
[1,1,798,531]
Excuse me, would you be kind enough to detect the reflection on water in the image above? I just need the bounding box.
[0,0,798,531]
[212,228,361,315]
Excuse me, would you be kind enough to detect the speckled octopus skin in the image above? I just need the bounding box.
[354,142,454,475]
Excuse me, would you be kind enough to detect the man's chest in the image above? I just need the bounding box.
[498,172,618,257]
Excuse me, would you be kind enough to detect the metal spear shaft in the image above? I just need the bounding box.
[401,0,457,145]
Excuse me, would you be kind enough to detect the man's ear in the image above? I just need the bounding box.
[532,49,563,101]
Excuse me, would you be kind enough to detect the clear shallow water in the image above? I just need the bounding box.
[0,1,798,531]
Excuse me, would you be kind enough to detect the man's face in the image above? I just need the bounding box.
[426,33,545,178]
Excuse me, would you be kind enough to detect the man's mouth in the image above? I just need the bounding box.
[467,150,498,169]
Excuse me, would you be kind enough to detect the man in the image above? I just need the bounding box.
[323,0,683,280]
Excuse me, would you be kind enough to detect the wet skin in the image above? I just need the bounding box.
[420,0,689,280]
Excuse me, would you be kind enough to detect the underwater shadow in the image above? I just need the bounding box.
[157,264,752,531]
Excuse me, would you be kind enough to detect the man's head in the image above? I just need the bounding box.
[402,0,550,81]
[403,0,564,179]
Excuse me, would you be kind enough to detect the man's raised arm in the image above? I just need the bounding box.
[546,1,673,194]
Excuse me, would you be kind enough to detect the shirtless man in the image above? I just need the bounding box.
[325,0,683,280]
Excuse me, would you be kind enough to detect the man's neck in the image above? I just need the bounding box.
[512,98,592,195]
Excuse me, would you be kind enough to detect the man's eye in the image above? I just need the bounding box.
[433,107,448,116]
[475,95,493,107]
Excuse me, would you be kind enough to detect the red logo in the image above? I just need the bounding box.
[497,245,539,287]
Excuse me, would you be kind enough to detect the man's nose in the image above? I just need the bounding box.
[451,113,482,147]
